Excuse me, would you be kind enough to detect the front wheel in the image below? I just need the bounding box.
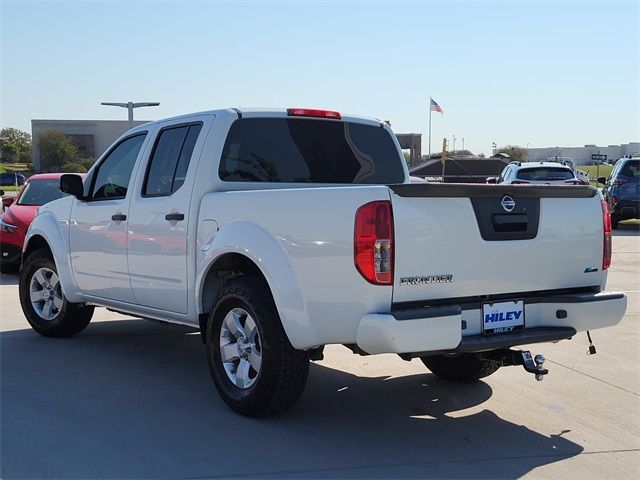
[206,276,309,417]
[19,248,94,337]
[421,353,501,382]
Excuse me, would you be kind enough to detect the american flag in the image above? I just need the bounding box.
[430,98,443,114]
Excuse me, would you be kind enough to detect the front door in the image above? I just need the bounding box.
[126,121,204,313]
[69,133,147,302]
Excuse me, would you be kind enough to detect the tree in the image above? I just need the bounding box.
[0,127,32,164]
[38,129,77,171]
[495,145,527,161]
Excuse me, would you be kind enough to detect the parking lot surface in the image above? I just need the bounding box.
[1,225,639,479]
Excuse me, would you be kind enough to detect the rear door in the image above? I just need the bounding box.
[389,183,604,303]
[126,120,206,313]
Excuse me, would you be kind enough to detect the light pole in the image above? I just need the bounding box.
[101,101,160,129]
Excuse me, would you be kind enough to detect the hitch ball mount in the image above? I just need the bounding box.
[519,351,548,381]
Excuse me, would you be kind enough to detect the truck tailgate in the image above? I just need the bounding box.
[389,184,603,303]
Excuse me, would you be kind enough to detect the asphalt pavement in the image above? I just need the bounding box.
[1,224,638,478]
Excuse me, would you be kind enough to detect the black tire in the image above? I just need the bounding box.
[19,248,94,337]
[421,353,501,382]
[611,214,619,229]
[0,262,19,274]
[206,276,309,417]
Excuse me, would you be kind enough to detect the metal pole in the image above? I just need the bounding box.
[428,97,432,160]
[127,102,134,129]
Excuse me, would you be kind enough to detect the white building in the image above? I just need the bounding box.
[524,142,639,165]
[31,119,149,171]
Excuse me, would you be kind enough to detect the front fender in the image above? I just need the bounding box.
[24,211,83,303]
[195,221,315,350]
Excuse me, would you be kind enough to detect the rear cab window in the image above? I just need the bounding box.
[517,167,575,181]
[218,118,405,184]
[617,160,640,180]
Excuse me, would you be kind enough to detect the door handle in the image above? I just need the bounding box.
[165,212,185,222]
[111,213,126,222]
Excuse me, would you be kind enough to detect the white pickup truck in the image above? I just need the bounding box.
[19,108,626,416]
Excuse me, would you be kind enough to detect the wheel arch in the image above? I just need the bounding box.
[23,213,83,302]
[195,221,313,349]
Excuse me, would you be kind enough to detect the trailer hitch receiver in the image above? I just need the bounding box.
[520,351,548,381]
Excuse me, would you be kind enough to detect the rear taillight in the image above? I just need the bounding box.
[601,198,612,270]
[354,201,394,285]
[287,108,342,119]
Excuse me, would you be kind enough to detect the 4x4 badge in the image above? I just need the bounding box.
[501,195,516,212]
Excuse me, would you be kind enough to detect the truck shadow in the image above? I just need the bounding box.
[1,319,583,479]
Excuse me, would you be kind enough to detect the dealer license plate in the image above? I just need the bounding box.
[482,299,525,334]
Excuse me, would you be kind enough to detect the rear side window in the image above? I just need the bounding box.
[143,123,202,196]
[218,118,405,184]
[517,167,575,181]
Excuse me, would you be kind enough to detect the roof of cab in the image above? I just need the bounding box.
[517,161,573,170]
[126,107,385,134]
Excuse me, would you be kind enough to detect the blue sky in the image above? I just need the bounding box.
[1,0,638,155]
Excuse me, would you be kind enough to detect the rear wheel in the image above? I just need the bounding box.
[611,214,619,229]
[206,276,309,417]
[421,353,501,382]
[19,248,94,337]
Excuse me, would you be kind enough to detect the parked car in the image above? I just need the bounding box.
[0,172,27,186]
[19,108,626,416]
[1,173,76,271]
[491,161,582,185]
[599,156,640,228]
[1,189,13,212]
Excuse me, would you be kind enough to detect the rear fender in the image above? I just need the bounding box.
[196,221,313,349]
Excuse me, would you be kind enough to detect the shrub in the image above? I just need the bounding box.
[60,162,87,173]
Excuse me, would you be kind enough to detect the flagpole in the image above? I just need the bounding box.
[428,97,432,162]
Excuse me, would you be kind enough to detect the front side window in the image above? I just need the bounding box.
[218,118,405,184]
[143,123,202,196]
[91,134,146,200]
[17,179,68,206]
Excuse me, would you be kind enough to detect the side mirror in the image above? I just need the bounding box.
[597,177,607,185]
[3,196,14,208]
[486,177,498,184]
[60,174,85,200]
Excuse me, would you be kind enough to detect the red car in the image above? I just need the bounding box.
[1,173,80,272]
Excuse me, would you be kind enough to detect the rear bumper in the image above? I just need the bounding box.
[356,291,627,354]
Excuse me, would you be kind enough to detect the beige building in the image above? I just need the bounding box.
[524,142,639,165]
[31,119,149,171]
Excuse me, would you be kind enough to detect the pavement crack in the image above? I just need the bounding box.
[547,359,640,396]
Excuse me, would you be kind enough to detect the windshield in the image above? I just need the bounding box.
[517,167,575,181]
[17,179,68,206]
[219,118,405,184]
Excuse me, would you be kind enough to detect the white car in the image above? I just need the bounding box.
[19,108,626,416]
[497,161,583,185]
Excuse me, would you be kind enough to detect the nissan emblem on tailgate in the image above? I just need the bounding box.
[501,195,516,212]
